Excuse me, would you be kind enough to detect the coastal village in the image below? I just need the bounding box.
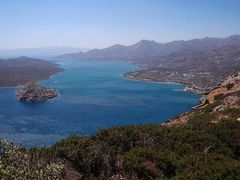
[124,69,220,95]
[16,84,58,103]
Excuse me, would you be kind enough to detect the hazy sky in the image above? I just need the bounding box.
[1,0,240,49]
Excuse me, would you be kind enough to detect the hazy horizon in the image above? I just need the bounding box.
[1,34,240,51]
[1,0,240,49]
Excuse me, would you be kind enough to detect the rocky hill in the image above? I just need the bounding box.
[0,56,63,87]
[58,35,240,61]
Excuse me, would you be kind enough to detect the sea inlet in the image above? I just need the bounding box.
[0,60,199,146]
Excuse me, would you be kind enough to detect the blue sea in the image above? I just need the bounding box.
[0,60,199,146]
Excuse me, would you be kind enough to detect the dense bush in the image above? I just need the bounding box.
[124,147,177,179]
[214,93,224,100]
[41,114,240,179]
[175,153,240,179]
[226,83,234,90]
[0,140,64,179]
[1,114,239,179]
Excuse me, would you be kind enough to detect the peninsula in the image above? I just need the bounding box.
[0,56,64,87]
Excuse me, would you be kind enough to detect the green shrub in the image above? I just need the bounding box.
[226,83,234,90]
[204,100,221,113]
[175,153,240,179]
[214,93,224,100]
[124,147,177,179]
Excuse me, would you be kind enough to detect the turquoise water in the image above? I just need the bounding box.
[0,60,199,146]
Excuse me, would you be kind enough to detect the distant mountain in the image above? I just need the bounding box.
[125,45,240,94]
[0,47,89,58]
[58,40,163,60]
[147,45,240,73]
[58,35,240,61]
[0,56,63,87]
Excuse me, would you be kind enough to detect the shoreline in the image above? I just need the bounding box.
[122,72,207,113]
[37,68,65,85]
[122,73,183,86]
[123,72,205,95]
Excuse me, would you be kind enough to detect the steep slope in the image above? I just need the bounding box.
[58,35,240,61]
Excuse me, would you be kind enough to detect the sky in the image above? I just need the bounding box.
[0,0,240,49]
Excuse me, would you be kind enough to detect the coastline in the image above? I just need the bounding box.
[122,73,183,86]
[122,71,207,117]
[37,68,65,85]
[123,72,205,95]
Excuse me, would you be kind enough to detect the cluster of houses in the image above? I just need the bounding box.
[16,85,58,103]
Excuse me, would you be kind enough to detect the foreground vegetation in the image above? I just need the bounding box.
[45,107,240,179]
[1,103,239,179]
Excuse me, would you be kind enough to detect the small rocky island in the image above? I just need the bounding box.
[16,84,58,103]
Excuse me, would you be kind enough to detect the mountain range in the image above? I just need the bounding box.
[147,45,240,73]
[58,35,240,61]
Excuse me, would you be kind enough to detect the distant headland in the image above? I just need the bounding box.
[0,56,64,88]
